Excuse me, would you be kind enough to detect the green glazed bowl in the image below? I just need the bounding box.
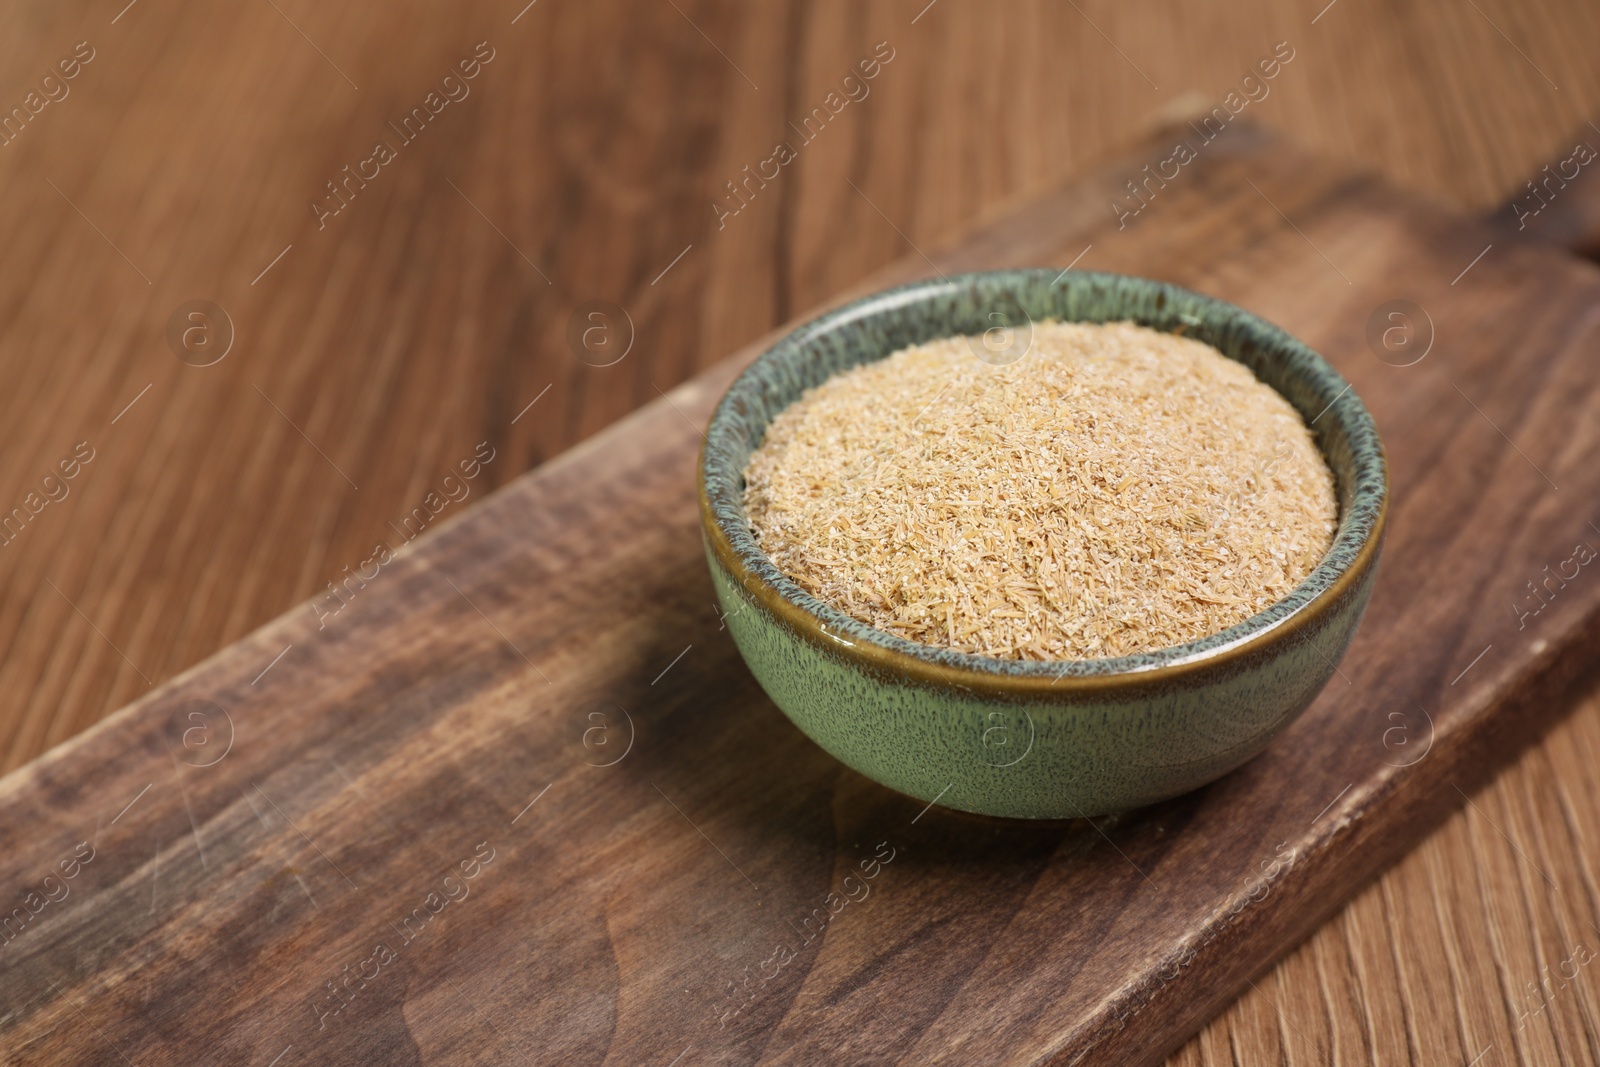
[699,270,1386,819]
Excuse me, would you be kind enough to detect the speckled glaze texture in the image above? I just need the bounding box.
[699,270,1387,819]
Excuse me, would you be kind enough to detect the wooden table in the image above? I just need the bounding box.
[2,1,1598,1062]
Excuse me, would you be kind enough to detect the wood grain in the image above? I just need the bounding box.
[1169,136,1600,1067]
[4,115,1600,1065]
[1488,117,1600,260]
[4,2,1600,1063]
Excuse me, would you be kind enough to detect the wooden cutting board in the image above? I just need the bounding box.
[5,116,1600,1066]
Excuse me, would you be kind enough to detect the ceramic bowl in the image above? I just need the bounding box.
[698,270,1386,819]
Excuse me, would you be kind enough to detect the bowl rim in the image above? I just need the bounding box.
[698,269,1388,695]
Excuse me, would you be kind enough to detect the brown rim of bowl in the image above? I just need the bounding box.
[699,464,1386,695]
[699,452,1387,697]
